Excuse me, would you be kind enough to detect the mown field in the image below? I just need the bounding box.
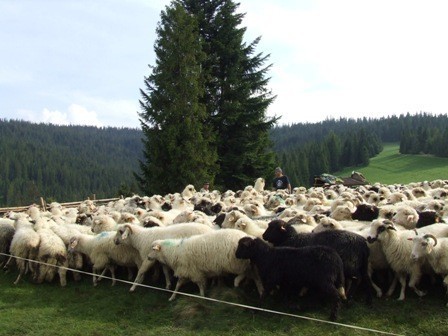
[335,143,448,185]
[1,143,448,336]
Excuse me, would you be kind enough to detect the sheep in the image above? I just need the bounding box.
[416,210,445,228]
[254,177,265,193]
[409,233,448,306]
[91,215,118,233]
[234,217,265,238]
[311,216,391,298]
[262,219,374,304]
[235,236,346,321]
[148,229,262,301]
[0,223,15,267]
[6,214,40,285]
[181,184,197,200]
[113,223,213,291]
[34,228,68,286]
[366,219,427,300]
[221,209,247,229]
[351,203,379,221]
[68,231,142,286]
[391,205,420,229]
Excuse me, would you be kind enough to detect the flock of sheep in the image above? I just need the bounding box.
[1,177,447,321]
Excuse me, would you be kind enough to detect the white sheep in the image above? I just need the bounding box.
[34,228,68,286]
[148,229,262,301]
[367,219,427,300]
[254,177,265,193]
[409,233,448,306]
[113,223,213,291]
[234,217,265,238]
[391,205,419,229]
[6,214,40,285]
[91,215,118,233]
[69,231,142,286]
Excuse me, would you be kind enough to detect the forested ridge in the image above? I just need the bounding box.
[0,112,447,207]
[0,119,143,207]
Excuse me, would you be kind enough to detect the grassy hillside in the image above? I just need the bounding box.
[335,143,448,185]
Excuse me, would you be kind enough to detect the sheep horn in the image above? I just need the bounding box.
[124,224,133,234]
[423,234,438,247]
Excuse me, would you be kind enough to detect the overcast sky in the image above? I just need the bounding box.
[1,0,447,129]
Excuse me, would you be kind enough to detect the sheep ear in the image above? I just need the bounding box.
[121,225,132,239]
[153,244,161,251]
[240,222,247,229]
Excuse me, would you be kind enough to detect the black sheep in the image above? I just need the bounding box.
[235,236,346,321]
[351,203,379,221]
[262,219,374,304]
[416,210,445,228]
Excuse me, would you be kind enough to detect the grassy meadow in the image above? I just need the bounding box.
[335,143,448,185]
[1,143,448,336]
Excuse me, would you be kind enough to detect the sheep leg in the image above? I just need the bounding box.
[386,274,398,297]
[3,256,14,272]
[109,265,116,286]
[130,259,154,292]
[162,265,172,289]
[169,277,187,301]
[396,275,407,301]
[443,275,448,307]
[58,265,67,287]
[408,271,425,297]
[234,274,245,287]
[368,264,383,298]
[197,279,207,297]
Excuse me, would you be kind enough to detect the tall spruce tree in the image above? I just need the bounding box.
[180,0,278,191]
[137,2,217,195]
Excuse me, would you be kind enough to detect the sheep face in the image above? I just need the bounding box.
[114,225,132,245]
[235,237,256,259]
[262,219,288,245]
[410,235,437,261]
[367,220,396,243]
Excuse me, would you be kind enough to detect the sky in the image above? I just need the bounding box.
[1,0,448,129]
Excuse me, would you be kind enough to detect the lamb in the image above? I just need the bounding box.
[34,228,68,286]
[235,236,346,321]
[69,231,142,286]
[409,233,448,306]
[148,229,262,301]
[262,219,373,304]
[113,223,213,291]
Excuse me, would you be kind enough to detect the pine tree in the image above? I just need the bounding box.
[180,0,278,191]
[137,2,217,195]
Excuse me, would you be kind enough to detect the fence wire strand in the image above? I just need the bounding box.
[0,252,404,336]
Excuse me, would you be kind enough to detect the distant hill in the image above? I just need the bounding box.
[335,143,448,185]
[0,119,143,207]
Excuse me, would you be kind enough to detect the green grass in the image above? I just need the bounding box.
[0,268,447,336]
[335,143,448,185]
